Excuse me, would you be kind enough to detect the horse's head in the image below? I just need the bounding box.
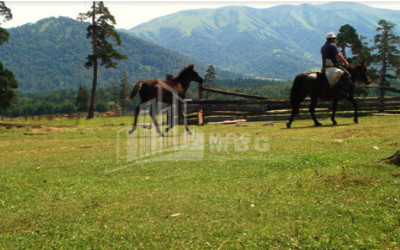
[351,61,371,85]
[185,64,204,83]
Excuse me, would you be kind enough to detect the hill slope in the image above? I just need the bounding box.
[128,2,400,79]
[0,17,237,93]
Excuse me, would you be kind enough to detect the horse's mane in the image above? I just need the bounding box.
[173,65,194,82]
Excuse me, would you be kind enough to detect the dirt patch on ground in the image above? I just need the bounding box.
[0,122,65,135]
[30,127,63,134]
[0,122,42,129]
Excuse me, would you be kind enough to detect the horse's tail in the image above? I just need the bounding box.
[290,73,308,118]
[129,81,143,100]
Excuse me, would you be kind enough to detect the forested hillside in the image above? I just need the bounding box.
[0,17,238,93]
[129,2,400,79]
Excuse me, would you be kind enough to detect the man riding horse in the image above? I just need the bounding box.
[286,32,370,128]
[321,32,352,98]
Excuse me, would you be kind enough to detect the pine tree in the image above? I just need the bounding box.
[75,85,90,112]
[111,80,118,114]
[0,2,17,109]
[204,65,216,99]
[78,1,127,119]
[336,24,372,64]
[373,19,400,108]
[119,71,129,114]
[357,35,374,65]
[337,24,360,59]
[0,2,12,24]
[0,2,11,45]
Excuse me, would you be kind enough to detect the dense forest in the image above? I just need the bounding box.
[0,17,240,93]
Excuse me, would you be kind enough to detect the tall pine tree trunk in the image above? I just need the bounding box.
[379,44,387,113]
[87,60,97,119]
[87,2,97,119]
[379,66,386,113]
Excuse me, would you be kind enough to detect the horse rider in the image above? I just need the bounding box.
[321,32,352,97]
[321,32,349,69]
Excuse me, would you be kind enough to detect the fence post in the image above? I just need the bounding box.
[379,88,385,113]
[198,82,204,125]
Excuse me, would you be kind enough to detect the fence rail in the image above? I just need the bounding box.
[187,86,400,125]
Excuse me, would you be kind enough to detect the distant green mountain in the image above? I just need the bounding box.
[0,17,238,93]
[128,2,400,79]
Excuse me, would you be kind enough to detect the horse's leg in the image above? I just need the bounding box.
[165,100,178,134]
[169,102,191,135]
[310,96,322,126]
[287,105,298,129]
[347,95,358,124]
[181,103,192,135]
[164,108,174,133]
[331,99,339,125]
[150,103,164,137]
[129,106,140,134]
[286,73,309,128]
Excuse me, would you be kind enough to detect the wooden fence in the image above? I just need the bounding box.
[186,86,400,125]
[5,86,399,125]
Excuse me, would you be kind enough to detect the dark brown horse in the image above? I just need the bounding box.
[128,65,203,136]
[286,62,370,128]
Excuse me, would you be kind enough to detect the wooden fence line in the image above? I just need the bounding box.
[365,85,400,94]
[189,85,400,124]
[6,87,399,124]
[201,86,269,100]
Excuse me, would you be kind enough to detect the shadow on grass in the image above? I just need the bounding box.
[282,123,352,130]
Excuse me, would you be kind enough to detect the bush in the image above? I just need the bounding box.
[95,102,109,112]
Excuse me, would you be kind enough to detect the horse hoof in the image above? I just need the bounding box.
[187,130,192,135]
[165,128,170,133]
[286,123,291,129]
[315,122,322,127]
[128,127,136,134]
[332,121,338,126]
[354,119,358,124]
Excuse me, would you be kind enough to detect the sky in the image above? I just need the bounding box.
[2,1,400,30]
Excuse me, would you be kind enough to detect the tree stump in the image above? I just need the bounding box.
[380,150,400,166]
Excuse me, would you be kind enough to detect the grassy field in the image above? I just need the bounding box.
[1,115,400,248]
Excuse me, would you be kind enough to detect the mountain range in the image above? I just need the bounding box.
[0,2,399,93]
[0,17,237,93]
[129,2,400,79]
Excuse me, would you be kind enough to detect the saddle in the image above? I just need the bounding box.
[323,59,345,88]
[325,67,344,88]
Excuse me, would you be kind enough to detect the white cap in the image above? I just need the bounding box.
[326,32,336,39]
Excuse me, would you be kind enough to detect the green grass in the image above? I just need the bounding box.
[1,116,400,248]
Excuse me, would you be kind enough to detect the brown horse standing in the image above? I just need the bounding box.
[286,62,370,128]
[128,65,203,137]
